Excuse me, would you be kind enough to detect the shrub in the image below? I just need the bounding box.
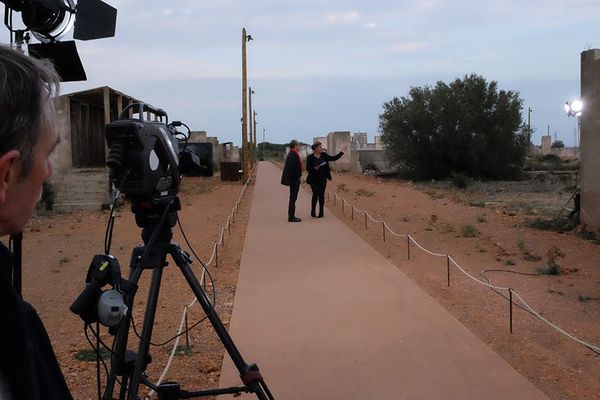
[380,74,528,180]
[355,188,374,197]
[460,224,479,237]
[451,172,472,189]
[537,246,565,275]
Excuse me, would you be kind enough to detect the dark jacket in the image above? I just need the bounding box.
[0,243,73,400]
[281,150,302,186]
[306,151,344,184]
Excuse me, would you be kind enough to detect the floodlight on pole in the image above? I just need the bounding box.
[565,99,583,117]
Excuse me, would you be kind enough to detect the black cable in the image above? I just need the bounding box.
[84,324,109,400]
[104,171,131,254]
[176,215,218,305]
[130,312,209,347]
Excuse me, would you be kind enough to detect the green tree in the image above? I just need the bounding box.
[551,140,565,148]
[379,74,529,180]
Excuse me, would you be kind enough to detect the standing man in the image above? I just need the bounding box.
[0,46,73,399]
[281,140,302,222]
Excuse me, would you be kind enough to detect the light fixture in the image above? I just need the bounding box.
[2,0,118,81]
[564,99,583,117]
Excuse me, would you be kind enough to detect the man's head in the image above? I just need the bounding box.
[0,46,60,236]
[289,140,299,150]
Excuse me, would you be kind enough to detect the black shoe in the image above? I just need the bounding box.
[288,217,302,222]
[317,213,324,218]
[311,212,317,218]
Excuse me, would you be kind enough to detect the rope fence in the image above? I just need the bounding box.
[327,190,600,356]
[146,166,257,399]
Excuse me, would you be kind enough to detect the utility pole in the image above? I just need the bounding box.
[262,128,266,161]
[249,86,254,167]
[253,110,258,164]
[527,106,532,142]
[241,28,252,181]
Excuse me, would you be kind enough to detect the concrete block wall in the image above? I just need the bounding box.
[327,131,351,171]
[580,49,600,228]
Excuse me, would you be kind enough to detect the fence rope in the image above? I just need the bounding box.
[326,190,600,357]
[145,166,257,399]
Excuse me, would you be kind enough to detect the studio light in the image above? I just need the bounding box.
[2,0,118,81]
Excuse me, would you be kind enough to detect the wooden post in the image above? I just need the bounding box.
[342,200,344,215]
[249,87,253,167]
[364,213,367,230]
[382,222,386,242]
[117,95,123,117]
[351,206,354,220]
[184,309,190,348]
[253,111,257,164]
[102,87,110,162]
[215,242,219,268]
[407,236,411,260]
[241,28,250,181]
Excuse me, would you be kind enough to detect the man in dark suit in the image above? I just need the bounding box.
[280,140,302,222]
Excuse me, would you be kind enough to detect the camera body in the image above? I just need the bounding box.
[106,103,180,201]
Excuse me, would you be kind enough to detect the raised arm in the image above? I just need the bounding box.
[323,151,344,162]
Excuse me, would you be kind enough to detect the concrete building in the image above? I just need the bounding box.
[529,135,580,159]
[580,49,600,228]
[53,86,145,212]
[52,86,235,213]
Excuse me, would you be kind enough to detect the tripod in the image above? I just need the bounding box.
[103,196,274,400]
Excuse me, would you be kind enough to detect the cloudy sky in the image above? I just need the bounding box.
[6,0,600,146]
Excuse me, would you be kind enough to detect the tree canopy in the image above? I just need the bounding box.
[379,74,529,180]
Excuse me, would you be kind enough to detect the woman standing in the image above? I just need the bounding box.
[306,142,344,218]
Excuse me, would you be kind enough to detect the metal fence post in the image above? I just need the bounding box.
[509,289,513,333]
[364,213,367,230]
[446,255,450,287]
[382,222,386,242]
[407,236,411,260]
[351,206,354,220]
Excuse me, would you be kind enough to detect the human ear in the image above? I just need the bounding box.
[0,150,21,205]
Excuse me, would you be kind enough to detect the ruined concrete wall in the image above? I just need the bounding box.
[189,131,207,142]
[352,132,368,150]
[374,136,385,150]
[541,135,552,155]
[550,147,580,159]
[580,49,600,227]
[54,96,72,177]
[327,131,351,171]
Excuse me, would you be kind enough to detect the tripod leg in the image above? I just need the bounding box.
[127,264,165,400]
[104,264,145,400]
[170,246,273,400]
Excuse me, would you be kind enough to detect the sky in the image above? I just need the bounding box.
[4,0,600,147]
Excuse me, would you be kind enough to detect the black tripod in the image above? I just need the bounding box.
[103,196,274,400]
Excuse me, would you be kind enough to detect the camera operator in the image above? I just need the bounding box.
[0,46,73,399]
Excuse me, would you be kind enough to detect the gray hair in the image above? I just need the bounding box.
[0,45,60,176]
[289,139,299,149]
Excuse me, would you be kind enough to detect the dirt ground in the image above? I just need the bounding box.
[323,172,600,400]
[18,175,254,399]
[415,178,577,218]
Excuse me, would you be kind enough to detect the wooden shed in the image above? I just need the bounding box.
[52,86,147,212]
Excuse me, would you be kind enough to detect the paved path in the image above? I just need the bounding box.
[219,162,548,400]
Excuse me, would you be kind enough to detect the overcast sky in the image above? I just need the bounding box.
[5,0,600,146]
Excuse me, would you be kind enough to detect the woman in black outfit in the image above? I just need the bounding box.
[306,141,344,218]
